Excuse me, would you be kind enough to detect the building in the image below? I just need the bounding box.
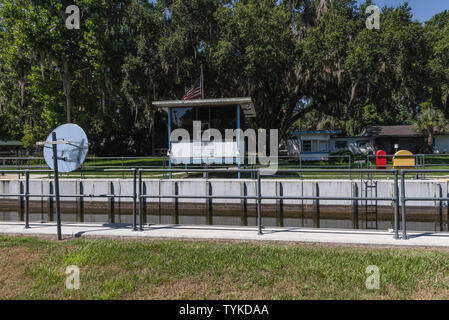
[361,125,426,154]
[288,130,341,161]
[288,130,375,161]
[0,140,25,156]
[329,136,374,154]
[152,98,256,177]
[432,126,449,154]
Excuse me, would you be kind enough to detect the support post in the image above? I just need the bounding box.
[352,182,358,230]
[237,105,241,179]
[48,181,53,212]
[133,168,137,231]
[400,170,408,240]
[52,132,62,241]
[393,170,399,240]
[437,183,443,231]
[138,170,143,231]
[78,181,84,223]
[109,182,115,224]
[25,170,30,229]
[257,170,262,235]
[206,180,213,225]
[18,180,23,213]
[240,181,247,226]
[276,181,283,227]
[168,108,172,179]
[313,182,320,228]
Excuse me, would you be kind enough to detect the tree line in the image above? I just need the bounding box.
[0,0,448,155]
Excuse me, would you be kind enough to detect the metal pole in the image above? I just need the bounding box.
[138,169,143,231]
[400,170,408,240]
[257,170,262,235]
[52,132,62,240]
[393,170,399,240]
[422,154,426,179]
[348,155,351,180]
[25,170,30,229]
[168,108,172,179]
[133,168,137,231]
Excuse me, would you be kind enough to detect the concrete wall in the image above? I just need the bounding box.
[1,178,448,210]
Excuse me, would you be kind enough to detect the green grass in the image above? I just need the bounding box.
[1,235,449,299]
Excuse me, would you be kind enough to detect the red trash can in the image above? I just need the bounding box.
[376,150,387,170]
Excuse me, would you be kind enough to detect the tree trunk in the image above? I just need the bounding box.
[428,129,434,151]
[18,77,26,110]
[60,60,72,123]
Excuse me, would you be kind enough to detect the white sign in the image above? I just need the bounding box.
[171,141,239,164]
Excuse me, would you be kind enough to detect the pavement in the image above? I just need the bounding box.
[1,221,449,248]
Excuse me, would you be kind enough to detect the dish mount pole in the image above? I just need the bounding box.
[52,132,62,240]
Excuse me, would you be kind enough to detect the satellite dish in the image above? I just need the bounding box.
[42,124,89,173]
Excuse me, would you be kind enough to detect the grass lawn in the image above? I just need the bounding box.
[1,235,449,300]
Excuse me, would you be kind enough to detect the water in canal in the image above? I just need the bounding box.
[0,205,447,232]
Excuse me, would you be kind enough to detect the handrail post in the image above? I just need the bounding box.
[133,168,137,231]
[348,155,351,180]
[25,170,30,229]
[400,170,408,240]
[393,170,399,239]
[257,170,262,235]
[138,169,143,231]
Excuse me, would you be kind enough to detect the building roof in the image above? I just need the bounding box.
[361,125,423,137]
[0,140,23,147]
[152,97,256,118]
[290,130,342,135]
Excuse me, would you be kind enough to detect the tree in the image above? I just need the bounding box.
[212,0,301,138]
[413,102,449,151]
[425,10,449,113]
[121,1,164,154]
[0,0,448,156]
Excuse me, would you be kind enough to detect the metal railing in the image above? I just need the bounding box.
[0,167,405,239]
[5,166,449,240]
[399,169,449,240]
[367,153,449,170]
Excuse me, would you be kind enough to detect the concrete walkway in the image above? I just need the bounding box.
[2,221,449,248]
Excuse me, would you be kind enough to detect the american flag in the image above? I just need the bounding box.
[182,77,202,100]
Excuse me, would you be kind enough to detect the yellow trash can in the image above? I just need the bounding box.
[393,150,415,169]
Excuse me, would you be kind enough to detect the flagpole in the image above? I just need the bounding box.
[201,64,204,99]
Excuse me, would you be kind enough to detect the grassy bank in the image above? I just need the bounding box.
[1,235,449,300]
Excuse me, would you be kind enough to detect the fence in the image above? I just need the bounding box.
[367,153,449,170]
[0,167,421,240]
[0,155,369,180]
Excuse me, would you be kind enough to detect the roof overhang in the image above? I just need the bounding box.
[152,97,256,118]
[290,130,342,135]
[0,141,23,147]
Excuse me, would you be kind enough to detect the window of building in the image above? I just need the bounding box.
[302,140,312,152]
[357,141,368,148]
[318,140,328,152]
[302,140,328,153]
[335,141,347,149]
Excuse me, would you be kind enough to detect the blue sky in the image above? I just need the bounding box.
[357,0,448,22]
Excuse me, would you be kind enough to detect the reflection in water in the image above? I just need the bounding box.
[0,207,447,232]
